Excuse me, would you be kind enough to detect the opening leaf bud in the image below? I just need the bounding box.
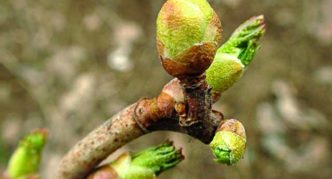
[206,15,265,93]
[88,141,184,179]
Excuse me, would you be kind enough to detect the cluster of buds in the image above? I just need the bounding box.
[156,0,265,166]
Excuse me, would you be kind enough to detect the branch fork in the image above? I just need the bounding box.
[133,77,223,144]
[54,76,224,179]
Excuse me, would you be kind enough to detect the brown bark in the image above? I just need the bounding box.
[54,104,144,179]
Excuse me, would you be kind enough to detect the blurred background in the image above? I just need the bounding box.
[0,0,331,178]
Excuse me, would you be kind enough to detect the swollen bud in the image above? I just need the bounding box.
[157,0,222,77]
[206,15,265,93]
[7,129,48,179]
[209,119,246,165]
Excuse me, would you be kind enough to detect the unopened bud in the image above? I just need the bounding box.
[157,0,222,77]
[209,119,246,165]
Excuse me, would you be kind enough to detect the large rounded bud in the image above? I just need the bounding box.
[156,0,222,78]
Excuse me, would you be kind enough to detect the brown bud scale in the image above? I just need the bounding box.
[157,42,217,78]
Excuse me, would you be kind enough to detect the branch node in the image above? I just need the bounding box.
[133,98,152,133]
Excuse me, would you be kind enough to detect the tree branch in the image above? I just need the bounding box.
[54,79,223,179]
[54,104,144,179]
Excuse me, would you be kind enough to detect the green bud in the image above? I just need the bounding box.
[89,141,184,179]
[206,53,244,92]
[131,140,184,175]
[206,15,265,92]
[209,119,246,165]
[157,0,222,77]
[7,129,48,179]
